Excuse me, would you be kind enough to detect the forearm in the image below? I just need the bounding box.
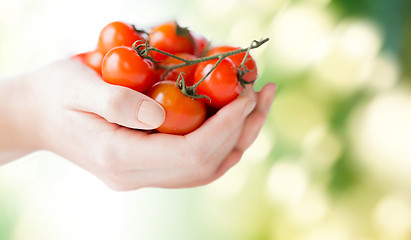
[0,75,41,164]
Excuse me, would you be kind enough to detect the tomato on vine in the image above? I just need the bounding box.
[147,80,206,135]
[148,21,195,62]
[97,21,145,55]
[155,53,197,85]
[207,46,258,83]
[101,46,155,93]
[74,19,269,135]
[194,58,243,109]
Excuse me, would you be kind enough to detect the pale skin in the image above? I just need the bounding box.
[0,59,277,191]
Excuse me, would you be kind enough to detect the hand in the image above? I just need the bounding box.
[3,59,276,190]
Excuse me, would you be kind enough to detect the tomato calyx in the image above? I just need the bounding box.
[131,24,149,36]
[175,22,190,38]
[176,73,211,102]
[174,22,195,46]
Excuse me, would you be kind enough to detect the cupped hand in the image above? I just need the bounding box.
[27,59,276,190]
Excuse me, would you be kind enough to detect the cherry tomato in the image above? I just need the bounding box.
[148,22,195,62]
[71,51,103,75]
[155,53,197,85]
[194,58,242,109]
[147,81,206,135]
[102,46,155,93]
[71,52,88,64]
[97,21,145,55]
[207,46,258,83]
[84,50,104,74]
[192,31,209,57]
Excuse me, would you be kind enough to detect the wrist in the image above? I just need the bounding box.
[0,75,43,163]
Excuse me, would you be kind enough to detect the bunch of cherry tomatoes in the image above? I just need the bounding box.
[73,21,265,135]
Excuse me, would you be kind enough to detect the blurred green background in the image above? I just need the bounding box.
[1,0,411,239]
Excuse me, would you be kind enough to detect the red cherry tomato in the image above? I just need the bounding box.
[148,22,195,62]
[155,53,197,85]
[207,46,258,83]
[192,31,209,57]
[147,81,206,135]
[194,58,242,109]
[97,21,145,55]
[84,50,104,74]
[71,52,88,64]
[71,51,103,75]
[102,46,155,93]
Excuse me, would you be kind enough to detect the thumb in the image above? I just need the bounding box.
[67,60,165,129]
[94,85,165,129]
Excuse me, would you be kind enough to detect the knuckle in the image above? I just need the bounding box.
[94,142,122,174]
[103,175,143,192]
[104,179,129,191]
[93,142,144,191]
[103,87,130,122]
[197,160,216,180]
[106,87,126,109]
[97,162,141,191]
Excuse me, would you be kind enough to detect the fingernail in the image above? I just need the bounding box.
[243,98,256,117]
[137,100,165,128]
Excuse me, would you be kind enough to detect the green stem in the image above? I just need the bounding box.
[177,73,211,101]
[154,38,269,80]
[237,40,259,87]
[239,42,252,69]
[132,37,270,100]
[158,37,269,70]
[192,57,224,88]
[148,48,191,63]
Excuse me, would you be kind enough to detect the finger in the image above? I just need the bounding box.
[235,82,277,152]
[95,146,244,191]
[185,87,257,160]
[75,75,258,172]
[160,148,242,188]
[104,141,245,190]
[208,149,244,184]
[86,87,255,173]
[66,59,165,130]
